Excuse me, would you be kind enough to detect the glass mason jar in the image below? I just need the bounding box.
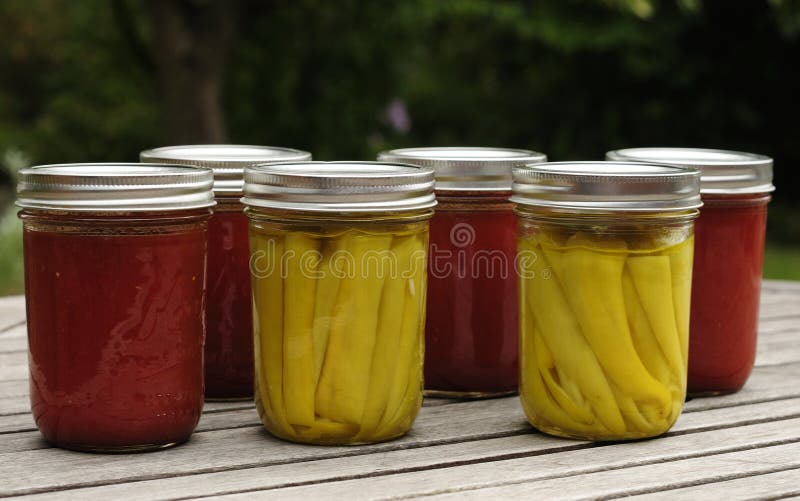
[378,147,546,398]
[243,161,436,445]
[607,148,774,396]
[16,164,215,452]
[140,145,311,400]
[513,162,701,441]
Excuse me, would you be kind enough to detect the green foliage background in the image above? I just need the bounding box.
[1,0,799,294]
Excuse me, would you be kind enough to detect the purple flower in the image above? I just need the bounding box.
[385,98,411,134]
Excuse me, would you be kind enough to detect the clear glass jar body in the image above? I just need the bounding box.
[21,209,209,452]
[517,208,696,441]
[688,193,770,395]
[248,208,430,444]
[425,192,518,397]
[205,197,254,400]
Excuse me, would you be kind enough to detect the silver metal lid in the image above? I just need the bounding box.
[511,161,702,212]
[377,146,547,191]
[242,161,436,213]
[606,147,774,195]
[140,144,312,194]
[16,163,216,212]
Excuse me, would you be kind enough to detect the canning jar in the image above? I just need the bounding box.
[513,162,701,441]
[17,164,215,452]
[140,145,311,400]
[607,148,774,395]
[378,147,546,398]
[243,161,435,444]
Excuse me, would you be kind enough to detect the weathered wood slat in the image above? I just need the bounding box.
[758,316,800,335]
[209,423,800,501]
[761,279,800,293]
[0,351,25,366]
[758,296,800,316]
[0,378,27,398]
[0,411,35,434]
[0,364,27,383]
[0,324,27,353]
[0,336,26,353]
[758,329,800,346]
[0,396,28,415]
[626,467,800,500]
[756,338,800,367]
[0,322,26,338]
[12,398,800,500]
[755,328,800,368]
[416,443,800,501]
[0,296,26,333]
[759,294,800,309]
[684,362,800,411]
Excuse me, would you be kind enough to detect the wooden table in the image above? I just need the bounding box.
[1,280,799,500]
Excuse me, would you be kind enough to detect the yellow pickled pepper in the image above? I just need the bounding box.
[356,234,417,439]
[251,232,294,436]
[665,236,694,362]
[627,255,684,380]
[521,226,691,438]
[621,269,673,385]
[252,224,427,442]
[374,234,426,437]
[310,234,351,387]
[315,232,393,425]
[554,233,671,408]
[282,233,321,427]
[521,235,627,435]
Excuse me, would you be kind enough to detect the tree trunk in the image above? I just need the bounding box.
[149,0,238,144]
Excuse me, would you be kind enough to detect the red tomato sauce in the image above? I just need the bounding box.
[205,207,254,399]
[688,194,769,394]
[424,201,518,395]
[23,222,206,450]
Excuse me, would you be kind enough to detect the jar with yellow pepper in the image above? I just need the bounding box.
[243,161,436,445]
[512,162,701,440]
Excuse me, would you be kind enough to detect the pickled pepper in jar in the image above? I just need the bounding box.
[513,161,701,440]
[243,161,436,444]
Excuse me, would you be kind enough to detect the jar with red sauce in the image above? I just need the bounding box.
[607,148,775,395]
[140,145,311,400]
[17,163,215,452]
[378,147,547,397]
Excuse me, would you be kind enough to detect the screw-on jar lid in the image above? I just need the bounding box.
[377,147,547,191]
[140,144,312,194]
[512,161,702,212]
[242,161,436,213]
[16,163,216,212]
[606,147,774,195]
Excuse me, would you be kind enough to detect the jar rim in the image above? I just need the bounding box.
[242,161,437,213]
[140,144,312,194]
[511,161,702,212]
[16,163,216,212]
[378,146,546,191]
[605,147,775,194]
